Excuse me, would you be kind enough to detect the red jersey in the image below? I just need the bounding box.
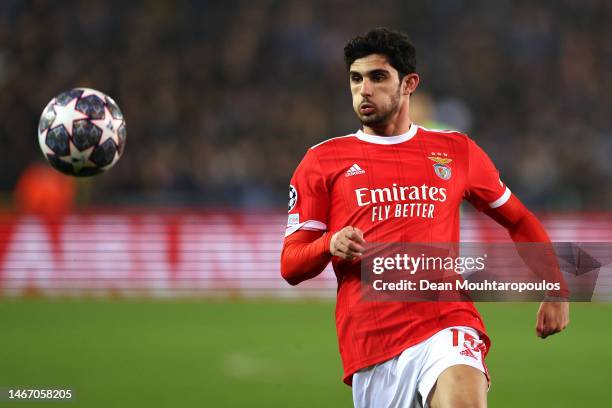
[286,124,510,384]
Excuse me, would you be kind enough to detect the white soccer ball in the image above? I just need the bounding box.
[38,87,127,177]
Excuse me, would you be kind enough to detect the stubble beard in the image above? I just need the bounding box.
[357,86,402,128]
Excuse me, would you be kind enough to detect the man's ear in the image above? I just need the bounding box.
[402,73,420,95]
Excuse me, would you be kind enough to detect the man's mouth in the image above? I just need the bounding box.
[359,103,375,115]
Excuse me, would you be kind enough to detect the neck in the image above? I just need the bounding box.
[362,102,412,136]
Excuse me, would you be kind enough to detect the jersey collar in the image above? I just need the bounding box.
[355,123,418,145]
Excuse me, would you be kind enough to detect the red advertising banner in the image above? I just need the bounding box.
[1,211,611,298]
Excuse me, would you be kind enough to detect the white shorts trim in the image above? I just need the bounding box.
[352,326,488,408]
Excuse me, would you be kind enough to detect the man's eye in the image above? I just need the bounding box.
[373,75,385,82]
[351,76,362,82]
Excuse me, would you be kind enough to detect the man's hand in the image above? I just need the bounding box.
[536,300,570,339]
[330,226,366,260]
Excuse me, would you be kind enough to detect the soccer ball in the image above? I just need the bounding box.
[38,88,126,177]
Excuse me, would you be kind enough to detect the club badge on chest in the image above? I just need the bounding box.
[428,153,453,181]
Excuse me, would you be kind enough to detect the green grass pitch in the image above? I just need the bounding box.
[0,300,609,407]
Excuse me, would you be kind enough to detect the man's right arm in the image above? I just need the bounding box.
[281,230,332,286]
[281,227,366,286]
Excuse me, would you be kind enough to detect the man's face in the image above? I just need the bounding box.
[349,54,403,127]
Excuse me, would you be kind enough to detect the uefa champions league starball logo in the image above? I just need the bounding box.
[288,185,298,212]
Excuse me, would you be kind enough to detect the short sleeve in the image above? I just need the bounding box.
[285,148,329,237]
[465,138,511,211]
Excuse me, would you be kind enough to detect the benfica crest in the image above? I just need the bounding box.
[428,154,453,181]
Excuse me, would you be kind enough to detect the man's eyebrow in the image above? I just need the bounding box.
[349,69,390,76]
[367,69,390,75]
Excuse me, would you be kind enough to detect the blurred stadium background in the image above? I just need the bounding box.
[0,1,611,407]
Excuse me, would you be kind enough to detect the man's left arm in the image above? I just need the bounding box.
[484,194,570,339]
[464,137,569,339]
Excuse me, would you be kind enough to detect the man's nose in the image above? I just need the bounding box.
[360,79,373,97]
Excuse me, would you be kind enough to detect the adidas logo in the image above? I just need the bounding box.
[346,163,365,177]
[460,347,477,360]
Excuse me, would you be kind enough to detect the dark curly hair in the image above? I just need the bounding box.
[344,28,416,79]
